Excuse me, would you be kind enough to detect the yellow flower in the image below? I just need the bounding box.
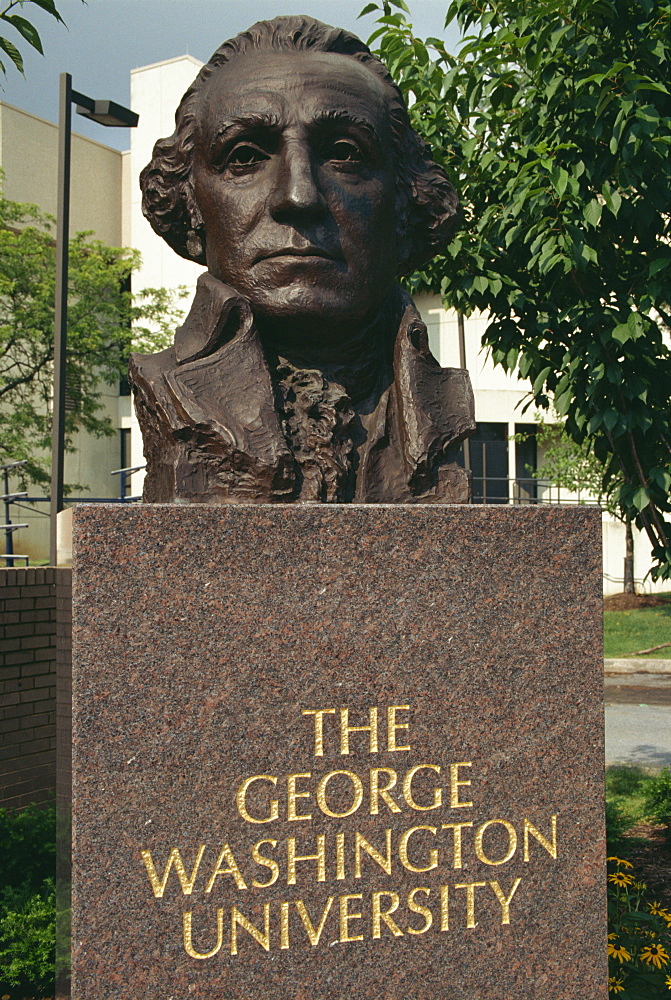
[665,973,671,989]
[608,939,632,963]
[607,857,633,868]
[608,975,625,994]
[648,900,668,916]
[608,871,634,887]
[640,942,670,969]
[632,881,647,891]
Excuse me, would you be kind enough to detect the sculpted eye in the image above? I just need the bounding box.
[324,138,364,165]
[225,143,268,171]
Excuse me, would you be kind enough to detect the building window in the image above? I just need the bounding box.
[119,428,131,497]
[470,422,508,503]
[514,423,537,503]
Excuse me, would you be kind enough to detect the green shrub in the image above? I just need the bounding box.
[0,805,56,995]
[643,768,671,833]
[0,804,55,892]
[607,766,649,799]
[0,879,55,992]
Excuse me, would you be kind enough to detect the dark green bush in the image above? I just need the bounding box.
[606,765,649,799]
[644,768,671,831]
[0,805,56,995]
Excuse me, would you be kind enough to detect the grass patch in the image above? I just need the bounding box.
[606,765,651,845]
[604,593,671,658]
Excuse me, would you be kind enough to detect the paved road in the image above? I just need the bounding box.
[604,673,671,768]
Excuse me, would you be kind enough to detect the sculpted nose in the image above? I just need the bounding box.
[270,143,325,218]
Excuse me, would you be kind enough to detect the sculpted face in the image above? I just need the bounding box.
[191,50,399,339]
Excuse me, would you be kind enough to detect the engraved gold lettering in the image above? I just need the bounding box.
[372,891,403,939]
[230,904,270,956]
[141,845,205,898]
[369,768,402,815]
[454,881,486,929]
[287,835,326,885]
[474,820,517,866]
[354,829,392,878]
[441,822,473,869]
[295,897,334,946]
[339,894,364,942]
[387,705,411,751]
[251,840,279,889]
[340,708,379,755]
[489,878,522,925]
[182,909,223,959]
[316,770,364,818]
[336,832,346,880]
[406,887,433,935]
[449,762,473,808]
[236,775,279,824]
[280,901,290,949]
[302,708,336,756]
[287,772,312,822]
[440,885,449,931]
[205,844,247,892]
[523,815,558,861]
[402,765,442,811]
[398,826,438,873]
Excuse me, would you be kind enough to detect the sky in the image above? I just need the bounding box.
[1,0,460,150]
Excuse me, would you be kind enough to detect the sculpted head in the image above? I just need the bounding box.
[140,16,459,337]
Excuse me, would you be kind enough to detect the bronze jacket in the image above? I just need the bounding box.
[129,272,475,504]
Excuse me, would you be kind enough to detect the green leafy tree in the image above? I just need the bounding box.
[362,0,671,578]
[526,417,639,591]
[0,0,80,77]
[0,195,186,486]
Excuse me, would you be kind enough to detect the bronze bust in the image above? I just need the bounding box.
[130,15,475,504]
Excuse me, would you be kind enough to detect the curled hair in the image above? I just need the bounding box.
[140,15,459,276]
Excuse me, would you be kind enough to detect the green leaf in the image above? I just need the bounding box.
[2,14,43,54]
[632,487,650,512]
[24,0,65,23]
[358,3,380,17]
[611,323,631,344]
[0,36,23,73]
[601,183,622,217]
[583,199,602,228]
[532,366,551,396]
[603,409,619,432]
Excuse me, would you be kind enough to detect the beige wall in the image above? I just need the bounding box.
[0,101,126,563]
[0,101,123,245]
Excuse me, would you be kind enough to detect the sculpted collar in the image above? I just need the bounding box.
[129,272,475,504]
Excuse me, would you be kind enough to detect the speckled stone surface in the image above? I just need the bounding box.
[71,505,607,1000]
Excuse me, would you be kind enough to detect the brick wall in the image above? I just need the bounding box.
[0,567,72,810]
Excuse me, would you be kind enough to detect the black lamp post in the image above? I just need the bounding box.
[49,73,139,566]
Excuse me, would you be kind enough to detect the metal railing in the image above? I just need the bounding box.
[472,475,601,507]
[1,460,29,565]
[1,463,146,565]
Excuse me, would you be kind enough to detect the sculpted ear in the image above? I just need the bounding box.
[393,130,461,276]
[140,134,208,266]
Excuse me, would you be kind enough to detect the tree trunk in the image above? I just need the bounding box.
[624,518,635,594]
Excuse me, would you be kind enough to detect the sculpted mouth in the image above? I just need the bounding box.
[257,246,341,262]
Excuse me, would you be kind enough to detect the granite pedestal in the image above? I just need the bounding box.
[71,504,607,999]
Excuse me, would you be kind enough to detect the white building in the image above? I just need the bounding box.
[1,56,663,594]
